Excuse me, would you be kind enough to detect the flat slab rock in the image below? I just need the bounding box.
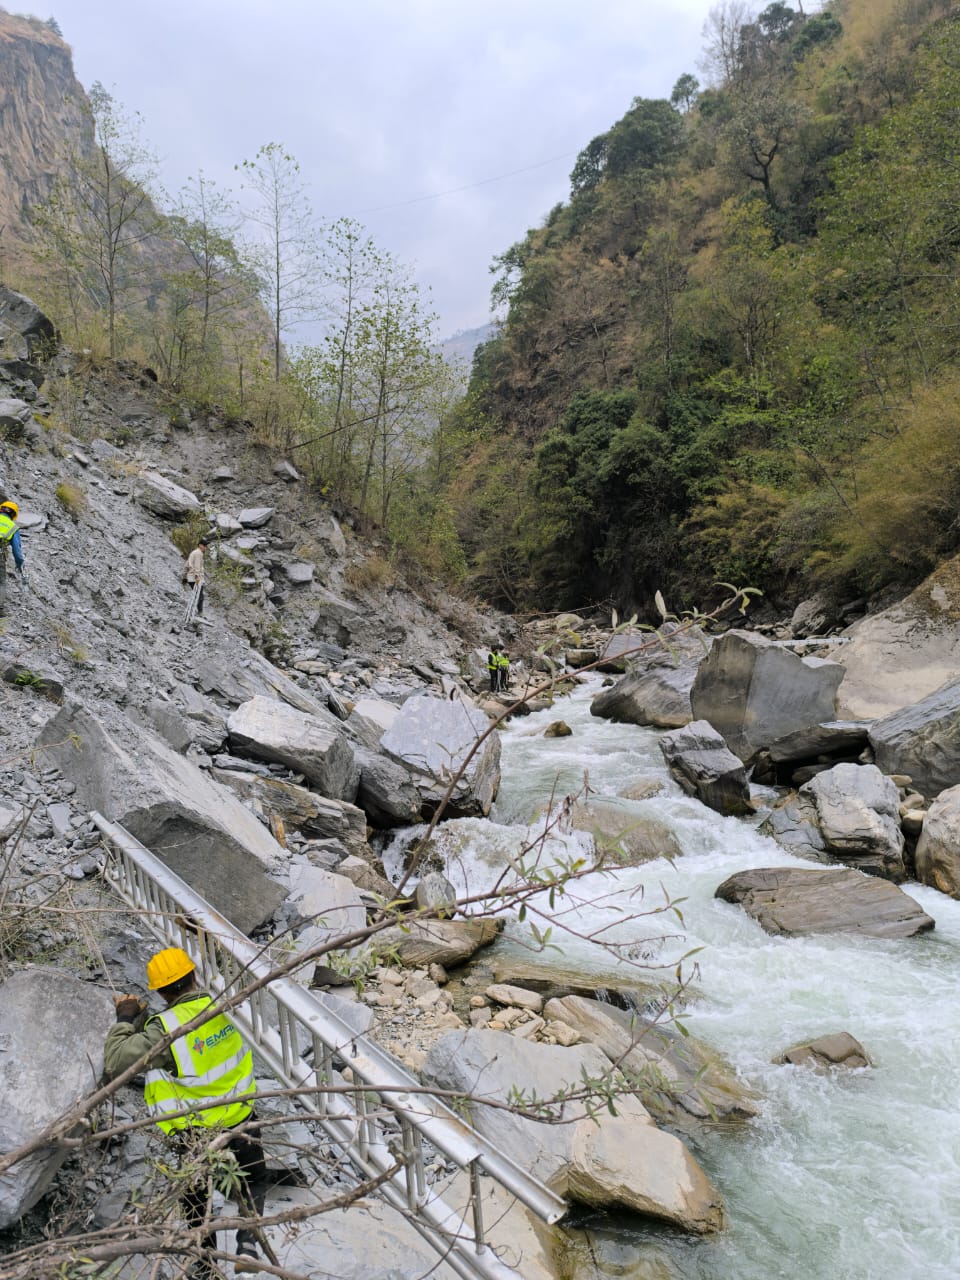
[715,866,935,938]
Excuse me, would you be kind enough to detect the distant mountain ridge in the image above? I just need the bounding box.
[437,322,497,373]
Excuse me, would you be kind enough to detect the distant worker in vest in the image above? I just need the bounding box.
[496,649,510,692]
[103,946,268,1277]
[487,643,501,693]
[182,538,207,616]
[0,499,26,615]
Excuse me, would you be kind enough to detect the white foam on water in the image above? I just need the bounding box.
[458,678,960,1278]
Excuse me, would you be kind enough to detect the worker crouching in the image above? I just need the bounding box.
[103,946,268,1278]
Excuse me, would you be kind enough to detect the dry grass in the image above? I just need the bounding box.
[344,554,393,591]
[54,481,87,520]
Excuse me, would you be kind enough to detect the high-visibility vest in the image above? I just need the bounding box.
[496,653,509,671]
[487,652,498,671]
[143,995,255,1134]
[0,513,17,544]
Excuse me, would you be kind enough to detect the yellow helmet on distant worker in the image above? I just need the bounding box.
[146,946,196,991]
[0,501,18,518]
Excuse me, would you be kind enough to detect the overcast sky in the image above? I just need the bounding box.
[42,0,720,341]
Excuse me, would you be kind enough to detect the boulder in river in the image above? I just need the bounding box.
[658,720,752,817]
[868,679,960,800]
[691,631,844,765]
[715,866,934,938]
[567,796,682,864]
[227,695,359,801]
[775,1031,872,1072]
[423,1029,726,1234]
[915,784,960,898]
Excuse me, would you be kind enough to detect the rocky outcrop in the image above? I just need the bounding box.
[210,769,369,857]
[0,969,114,1228]
[422,1030,725,1234]
[38,701,286,933]
[715,866,934,938]
[135,471,202,519]
[227,695,359,801]
[658,720,752,816]
[380,695,501,819]
[869,679,960,799]
[691,631,844,765]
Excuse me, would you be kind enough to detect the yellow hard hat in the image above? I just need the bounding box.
[146,946,196,990]
[0,501,18,518]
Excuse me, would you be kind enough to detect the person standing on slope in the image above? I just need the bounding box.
[0,499,26,615]
[182,538,208,617]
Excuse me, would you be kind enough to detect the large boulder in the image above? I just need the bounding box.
[832,558,960,718]
[658,720,752,816]
[210,770,369,857]
[347,697,401,751]
[590,666,694,729]
[422,1030,725,1234]
[135,471,201,519]
[915,785,960,897]
[354,747,423,829]
[380,695,501,819]
[285,859,366,947]
[691,631,844,765]
[775,1031,872,1072]
[543,995,759,1131]
[801,763,905,878]
[869,679,960,799]
[715,866,934,938]
[0,970,114,1228]
[38,702,285,934]
[227,695,358,801]
[0,286,56,359]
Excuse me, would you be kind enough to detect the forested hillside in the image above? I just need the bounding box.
[446,0,960,616]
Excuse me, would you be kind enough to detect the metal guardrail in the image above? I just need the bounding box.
[91,812,566,1280]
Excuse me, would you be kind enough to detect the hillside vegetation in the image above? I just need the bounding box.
[443,0,960,616]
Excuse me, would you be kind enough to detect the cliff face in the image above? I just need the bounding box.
[0,10,89,252]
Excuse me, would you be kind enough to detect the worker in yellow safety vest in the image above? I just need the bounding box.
[103,947,267,1277]
[0,499,26,614]
[495,649,510,691]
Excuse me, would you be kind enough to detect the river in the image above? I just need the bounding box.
[399,677,960,1279]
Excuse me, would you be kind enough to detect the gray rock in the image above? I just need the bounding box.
[915,784,960,898]
[789,592,843,639]
[802,763,905,878]
[658,720,752,816]
[374,918,502,969]
[285,859,366,946]
[0,970,114,1228]
[214,512,243,537]
[715,866,934,938]
[135,471,201,519]
[273,460,301,482]
[758,793,830,863]
[765,720,872,766]
[422,1030,725,1233]
[210,466,234,482]
[416,871,457,913]
[347,697,401,751]
[211,769,369,856]
[591,665,695,729]
[869,679,960,799]
[0,286,56,359]
[543,995,759,1129]
[237,506,275,528]
[0,398,32,436]
[775,1031,872,1071]
[38,701,285,934]
[227,695,359,801]
[354,748,423,828]
[284,561,316,585]
[380,695,500,819]
[691,630,844,765]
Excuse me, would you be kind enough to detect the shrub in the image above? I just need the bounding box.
[344,554,393,591]
[54,481,87,520]
[170,512,210,558]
